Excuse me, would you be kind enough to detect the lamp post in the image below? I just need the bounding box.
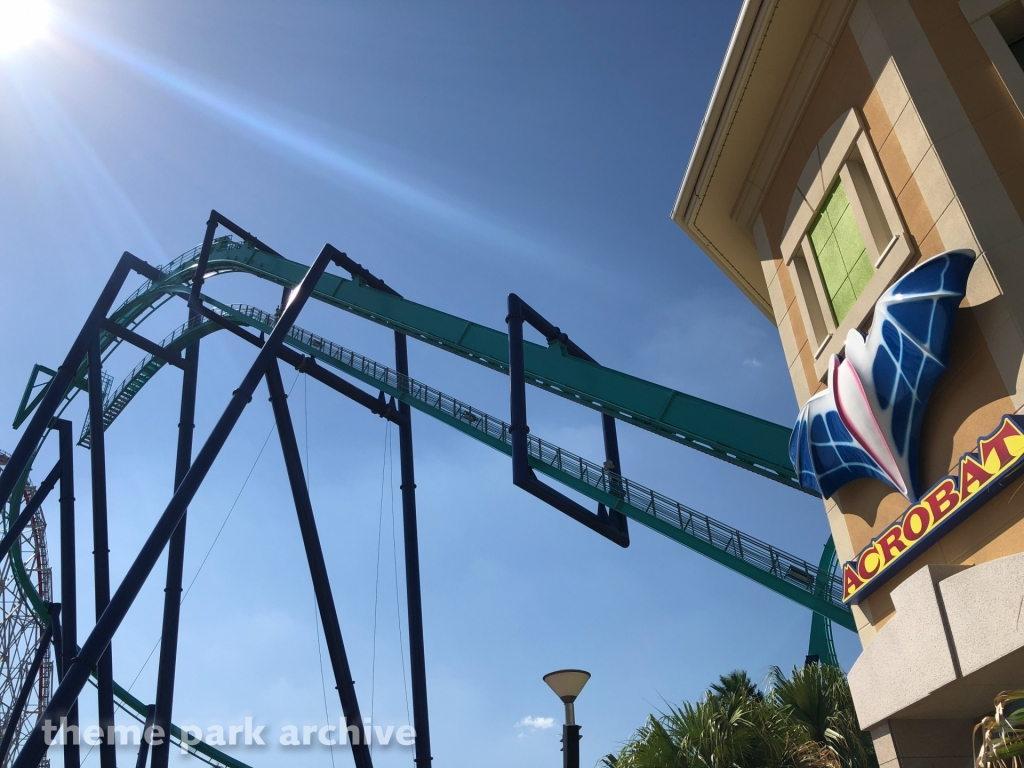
[543,669,590,768]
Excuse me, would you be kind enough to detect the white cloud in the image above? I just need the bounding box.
[516,716,554,730]
[743,357,765,367]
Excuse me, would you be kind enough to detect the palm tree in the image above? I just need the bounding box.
[601,664,877,768]
[766,664,876,768]
[709,670,763,702]
[604,686,795,767]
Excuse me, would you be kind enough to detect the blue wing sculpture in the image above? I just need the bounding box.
[790,249,976,501]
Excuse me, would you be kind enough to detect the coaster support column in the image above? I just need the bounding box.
[265,360,373,768]
[88,334,117,768]
[150,215,217,768]
[10,244,336,768]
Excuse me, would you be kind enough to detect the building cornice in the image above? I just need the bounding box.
[672,0,855,322]
[673,0,777,319]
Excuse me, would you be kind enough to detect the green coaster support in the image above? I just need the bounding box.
[807,536,840,667]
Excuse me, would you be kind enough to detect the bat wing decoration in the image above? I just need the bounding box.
[789,249,976,501]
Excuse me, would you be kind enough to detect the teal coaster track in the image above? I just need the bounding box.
[1,213,848,768]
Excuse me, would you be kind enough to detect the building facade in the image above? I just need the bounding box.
[675,1,1024,765]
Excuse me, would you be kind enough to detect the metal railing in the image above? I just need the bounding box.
[87,301,846,611]
[79,315,211,447]
[116,235,242,313]
[231,305,846,609]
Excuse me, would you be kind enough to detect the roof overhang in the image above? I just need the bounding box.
[672,0,848,322]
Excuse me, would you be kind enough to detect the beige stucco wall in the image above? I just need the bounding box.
[754,0,1024,641]
[848,556,1024,744]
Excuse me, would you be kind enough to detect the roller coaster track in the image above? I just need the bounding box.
[72,299,851,630]
[19,236,803,492]
[9,237,845,768]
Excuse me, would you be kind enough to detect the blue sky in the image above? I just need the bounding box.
[0,2,861,766]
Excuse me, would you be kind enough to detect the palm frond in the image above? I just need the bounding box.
[610,663,877,768]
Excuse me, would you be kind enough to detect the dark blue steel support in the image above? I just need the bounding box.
[56,418,80,768]
[188,210,282,314]
[88,335,117,768]
[0,461,59,563]
[329,252,433,765]
[148,220,219,768]
[394,332,432,766]
[295,356,402,422]
[10,244,337,768]
[0,252,160,514]
[508,295,626,494]
[99,319,184,370]
[134,705,156,768]
[506,294,628,547]
[150,332,201,768]
[0,605,57,765]
[195,302,404,423]
[186,216,219,308]
[265,360,373,768]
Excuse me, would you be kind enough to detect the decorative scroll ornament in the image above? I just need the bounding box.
[789,250,976,502]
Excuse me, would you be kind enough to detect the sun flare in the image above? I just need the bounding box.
[0,0,51,56]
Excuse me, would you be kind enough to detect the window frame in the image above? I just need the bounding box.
[961,0,1024,119]
[780,108,914,381]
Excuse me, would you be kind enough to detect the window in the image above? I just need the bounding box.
[962,0,1024,117]
[808,178,874,323]
[780,109,913,380]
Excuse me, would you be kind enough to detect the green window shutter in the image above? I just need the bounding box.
[808,179,874,324]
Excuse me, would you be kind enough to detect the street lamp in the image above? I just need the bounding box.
[543,669,590,768]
